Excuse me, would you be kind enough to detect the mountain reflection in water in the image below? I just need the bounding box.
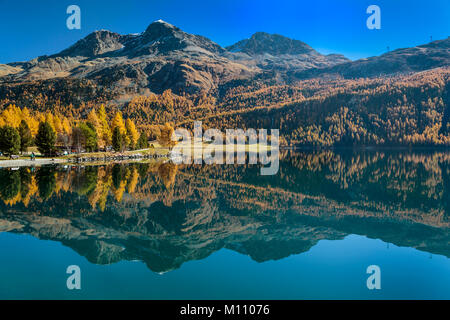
[0,151,448,273]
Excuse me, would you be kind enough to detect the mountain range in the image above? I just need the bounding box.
[1,19,448,96]
[0,20,449,147]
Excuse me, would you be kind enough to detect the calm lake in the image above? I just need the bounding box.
[0,150,449,299]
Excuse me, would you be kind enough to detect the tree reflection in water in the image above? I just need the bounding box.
[0,151,448,272]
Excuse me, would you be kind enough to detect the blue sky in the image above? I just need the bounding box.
[0,0,449,63]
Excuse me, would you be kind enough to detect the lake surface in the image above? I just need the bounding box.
[0,150,449,299]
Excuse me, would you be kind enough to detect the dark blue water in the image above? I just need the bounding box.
[0,233,449,299]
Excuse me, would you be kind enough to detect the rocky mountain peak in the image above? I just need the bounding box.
[121,19,224,56]
[227,32,315,56]
[142,19,179,41]
[58,30,124,57]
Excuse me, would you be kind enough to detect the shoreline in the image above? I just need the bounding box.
[0,146,171,168]
[0,155,170,168]
[1,145,449,168]
[0,158,65,168]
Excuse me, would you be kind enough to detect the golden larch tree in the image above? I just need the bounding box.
[126,118,139,149]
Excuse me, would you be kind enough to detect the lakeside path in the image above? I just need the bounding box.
[0,158,65,168]
[0,142,274,168]
[0,145,170,168]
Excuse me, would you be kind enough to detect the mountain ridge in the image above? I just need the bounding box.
[0,20,350,94]
[0,20,449,149]
[1,20,448,97]
[226,32,315,55]
[293,36,450,79]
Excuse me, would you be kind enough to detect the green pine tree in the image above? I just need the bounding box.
[112,126,124,152]
[0,125,21,156]
[35,121,56,156]
[18,120,33,153]
[136,132,148,149]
